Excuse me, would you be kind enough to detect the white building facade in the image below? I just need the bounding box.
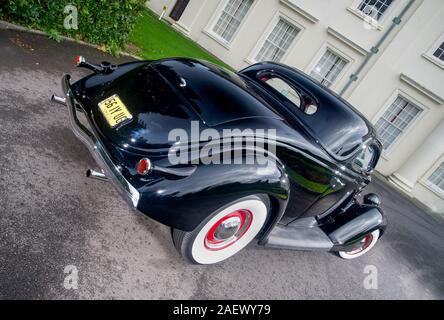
[149,0,444,214]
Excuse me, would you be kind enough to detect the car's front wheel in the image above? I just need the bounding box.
[338,229,380,260]
[172,195,269,265]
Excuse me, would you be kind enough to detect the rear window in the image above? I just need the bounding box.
[258,72,318,115]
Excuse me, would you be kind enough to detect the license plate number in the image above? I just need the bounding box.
[98,95,133,128]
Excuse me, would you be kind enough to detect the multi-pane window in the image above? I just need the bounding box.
[213,0,254,42]
[433,42,444,61]
[428,162,444,194]
[309,50,348,87]
[374,96,422,150]
[357,0,394,20]
[255,19,299,62]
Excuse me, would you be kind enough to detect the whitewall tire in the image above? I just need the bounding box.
[172,196,269,265]
[338,229,380,260]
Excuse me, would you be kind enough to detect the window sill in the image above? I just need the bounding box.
[202,30,232,50]
[346,7,383,31]
[419,181,444,200]
[422,53,444,70]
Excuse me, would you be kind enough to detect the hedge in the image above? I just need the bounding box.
[0,0,146,55]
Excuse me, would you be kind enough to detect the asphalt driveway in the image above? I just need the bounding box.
[0,29,443,300]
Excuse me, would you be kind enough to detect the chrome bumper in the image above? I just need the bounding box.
[61,75,140,208]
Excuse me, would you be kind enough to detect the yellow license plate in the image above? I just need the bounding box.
[98,95,133,128]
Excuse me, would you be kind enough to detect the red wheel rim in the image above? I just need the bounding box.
[204,209,253,251]
[346,234,374,255]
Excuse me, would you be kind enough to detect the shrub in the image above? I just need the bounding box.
[0,0,146,55]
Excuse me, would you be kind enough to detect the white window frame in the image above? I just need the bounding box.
[305,43,353,90]
[247,12,304,64]
[423,33,444,69]
[422,156,444,199]
[348,0,398,28]
[372,90,427,157]
[204,0,256,49]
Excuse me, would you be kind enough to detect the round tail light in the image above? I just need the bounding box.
[73,55,85,66]
[137,158,152,176]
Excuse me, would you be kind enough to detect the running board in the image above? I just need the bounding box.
[262,224,333,251]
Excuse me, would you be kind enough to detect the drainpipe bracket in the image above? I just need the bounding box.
[393,17,402,25]
[350,74,358,81]
[371,46,379,54]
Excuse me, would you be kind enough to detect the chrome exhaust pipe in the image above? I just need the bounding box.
[86,169,108,181]
[51,94,66,106]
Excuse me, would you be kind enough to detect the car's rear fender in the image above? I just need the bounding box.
[136,160,290,232]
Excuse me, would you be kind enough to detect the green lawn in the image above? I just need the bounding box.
[129,10,232,69]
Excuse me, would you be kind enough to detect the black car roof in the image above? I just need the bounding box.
[152,59,284,127]
[240,62,377,160]
[153,58,377,161]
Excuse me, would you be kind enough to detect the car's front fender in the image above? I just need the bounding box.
[321,204,387,251]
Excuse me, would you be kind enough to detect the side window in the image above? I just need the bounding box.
[258,73,318,115]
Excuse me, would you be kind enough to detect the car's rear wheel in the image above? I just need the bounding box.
[172,195,269,265]
[338,229,380,260]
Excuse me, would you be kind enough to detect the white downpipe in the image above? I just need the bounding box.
[159,5,167,20]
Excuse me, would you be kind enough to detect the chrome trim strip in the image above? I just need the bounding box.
[61,74,140,208]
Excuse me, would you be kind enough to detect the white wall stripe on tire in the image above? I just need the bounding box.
[338,229,380,260]
[191,199,267,265]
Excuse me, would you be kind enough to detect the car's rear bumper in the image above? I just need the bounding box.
[61,74,140,209]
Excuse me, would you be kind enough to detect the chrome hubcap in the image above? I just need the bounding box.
[205,210,253,251]
[213,217,242,241]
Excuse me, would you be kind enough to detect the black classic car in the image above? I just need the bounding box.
[52,57,386,265]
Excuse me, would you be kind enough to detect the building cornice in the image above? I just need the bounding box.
[279,0,319,24]
[400,73,444,105]
[327,27,369,56]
